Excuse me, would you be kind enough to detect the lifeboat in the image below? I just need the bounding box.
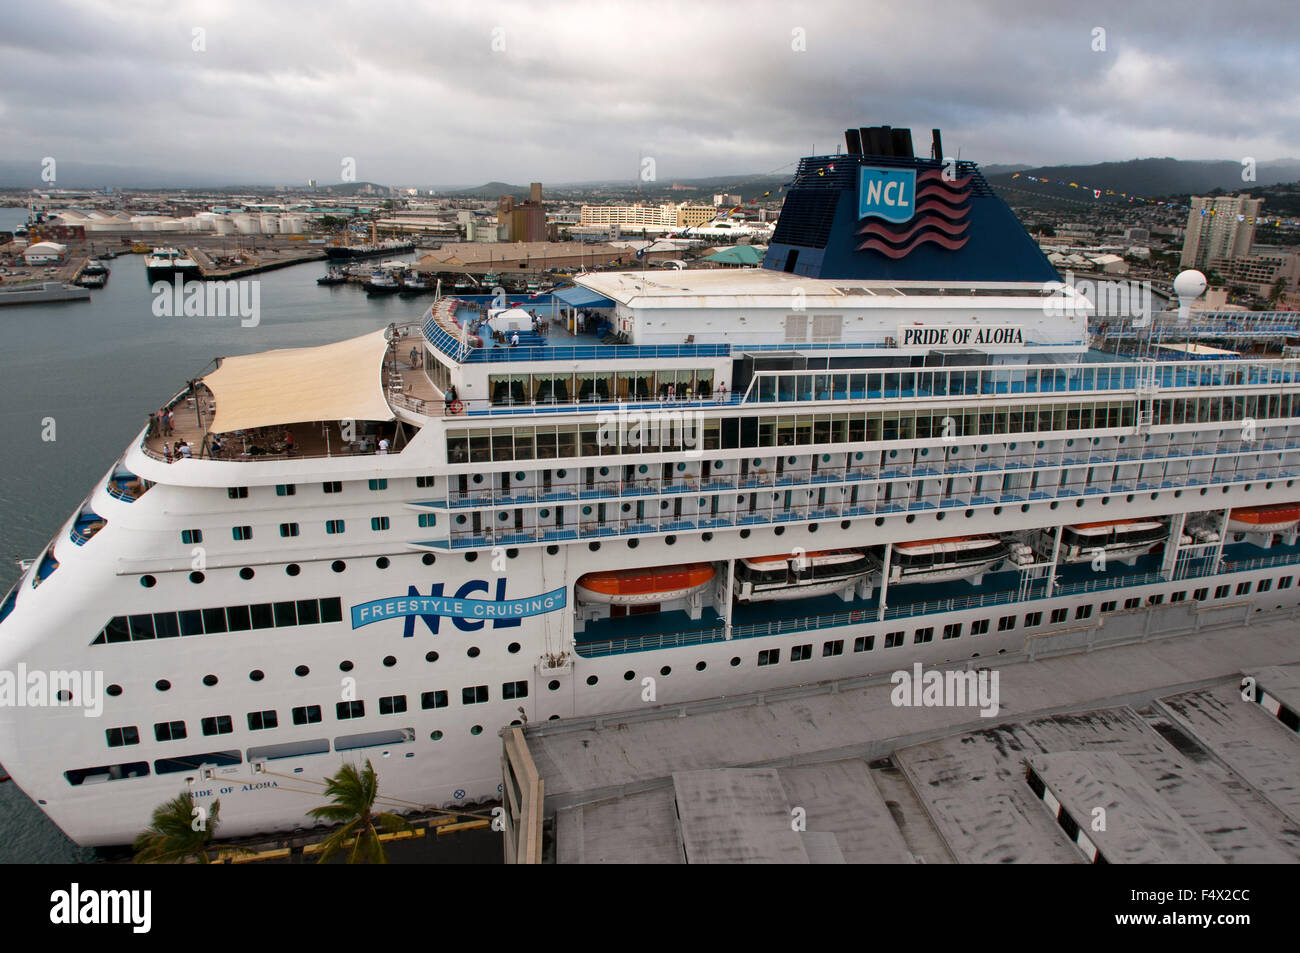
[1227,504,1300,535]
[734,549,876,603]
[1057,519,1166,566]
[889,536,1007,585]
[576,563,715,606]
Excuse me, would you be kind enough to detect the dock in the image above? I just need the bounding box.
[503,608,1300,863]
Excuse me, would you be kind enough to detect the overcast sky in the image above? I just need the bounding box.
[2,0,1297,187]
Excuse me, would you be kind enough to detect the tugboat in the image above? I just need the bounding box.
[144,247,199,282]
[317,267,349,286]
[363,270,401,295]
[400,274,430,295]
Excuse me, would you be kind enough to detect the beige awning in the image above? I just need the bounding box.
[203,329,395,434]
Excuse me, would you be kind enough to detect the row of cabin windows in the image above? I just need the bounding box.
[187,513,432,544]
[228,477,435,500]
[91,597,343,644]
[109,683,533,747]
[447,393,1300,462]
[749,579,1297,665]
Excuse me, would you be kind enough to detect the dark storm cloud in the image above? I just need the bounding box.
[0,0,1296,186]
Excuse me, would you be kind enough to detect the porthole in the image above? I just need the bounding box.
[202,675,218,687]
[1126,494,1134,503]
[1200,488,1207,496]
[660,501,669,511]
[286,563,300,576]
[1174,490,1182,498]
[1076,499,1085,507]
[516,472,525,482]
[540,509,550,519]
[623,670,635,681]
[582,506,592,516]
[497,512,509,521]
[331,560,346,573]
[467,647,480,659]
[841,520,851,530]
[189,571,205,584]
[548,679,560,691]
[730,657,741,667]
[383,655,397,667]
[249,670,264,682]
[1151,493,1159,501]
[140,575,156,588]
[905,515,915,524]
[471,725,483,736]
[809,523,819,532]
[599,467,609,477]
[589,542,600,552]
[548,715,560,721]
[622,503,631,513]
[965,509,974,518]
[425,651,439,663]
[155,680,170,692]
[937,512,946,520]
[875,518,884,527]
[557,469,567,478]
[660,666,671,676]
[239,567,254,580]
[666,535,677,545]
[628,539,639,549]
[1050,501,1059,510]
[430,730,443,741]
[1101,496,1110,506]
[993,507,1002,515]
[340,660,354,672]
[696,661,706,671]
[1019,505,1028,513]
[774,526,785,536]
[294,665,308,677]
[639,465,648,474]
[376,556,390,569]
[739,529,750,539]
[753,459,762,467]
[456,515,467,525]
[586,675,598,686]
[508,642,520,654]
[107,684,122,697]
[788,457,797,465]
[702,533,713,542]
[465,552,478,562]
[546,545,559,555]
[472,473,483,484]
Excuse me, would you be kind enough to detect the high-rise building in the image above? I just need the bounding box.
[1180,194,1263,271]
[498,184,549,242]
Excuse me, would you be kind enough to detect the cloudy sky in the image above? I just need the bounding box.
[2,0,1297,187]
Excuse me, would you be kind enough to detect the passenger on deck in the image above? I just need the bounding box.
[378,437,390,454]
[283,430,295,454]
[444,384,458,414]
[210,435,224,457]
[163,443,173,464]
[716,381,727,403]
[511,331,519,347]
[178,441,192,459]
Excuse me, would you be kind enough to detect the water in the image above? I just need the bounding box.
[0,216,435,861]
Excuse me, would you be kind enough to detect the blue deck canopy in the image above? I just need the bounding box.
[552,285,615,308]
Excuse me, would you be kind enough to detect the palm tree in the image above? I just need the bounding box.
[133,792,223,864]
[307,759,412,863]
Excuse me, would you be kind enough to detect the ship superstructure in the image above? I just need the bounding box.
[4,127,1300,846]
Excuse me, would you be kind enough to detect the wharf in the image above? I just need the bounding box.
[189,245,326,279]
[507,607,1300,864]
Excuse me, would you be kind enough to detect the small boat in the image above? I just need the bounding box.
[364,271,401,295]
[76,272,106,288]
[400,275,430,295]
[889,536,1008,585]
[145,247,199,282]
[734,549,875,602]
[317,268,349,286]
[82,260,109,275]
[1056,519,1166,565]
[1227,503,1300,534]
[576,563,715,605]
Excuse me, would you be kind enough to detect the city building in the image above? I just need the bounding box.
[1180,194,1263,270]
[22,240,67,263]
[498,184,551,243]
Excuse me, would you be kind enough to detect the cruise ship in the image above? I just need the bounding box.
[6,124,1300,847]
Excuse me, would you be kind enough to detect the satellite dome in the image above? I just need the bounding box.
[1174,270,1207,301]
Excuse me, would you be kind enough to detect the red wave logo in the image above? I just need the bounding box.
[857,169,972,257]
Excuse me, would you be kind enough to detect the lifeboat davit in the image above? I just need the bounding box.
[576,563,716,606]
[1228,504,1300,534]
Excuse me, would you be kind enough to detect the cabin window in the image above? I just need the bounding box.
[822,640,843,657]
[280,523,299,537]
[181,529,203,544]
[1236,582,1252,596]
[884,631,905,648]
[997,616,1016,632]
[1049,608,1068,624]
[247,710,278,731]
[1279,578,1293,590]
[942,623,961,640]
[1076,604,1093,619]
[336,701,365,720]
[913,627,934,645]
[154,721,186,742]
[326,520,345,534]
[106,726,139,748]
[293,705,322,725]
[201,715,233,736]
[1100,601,1117,613]
[757,649,780,666]
[971,619,990,635]
[228,487,248,499]
[854,636,874,652]
[462,685,489,705]
[502,680,528,700]
[276,484,296,496]
[1255,580,1272,594]
[379,695,408,715]
[421,690,449,709]
[1024,612,1042,627]
[232,526,253,541]
[1214,586,1230,599]
[791,644,812,661]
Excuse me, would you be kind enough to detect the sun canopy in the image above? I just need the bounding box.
[203,329,395,434]
[704,245,763,265]
[552,285,615,308]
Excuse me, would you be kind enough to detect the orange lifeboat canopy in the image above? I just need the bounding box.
[577,563,716,605]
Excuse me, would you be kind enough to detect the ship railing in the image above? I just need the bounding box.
[574,554,1300,657]
[445,392,744,419]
